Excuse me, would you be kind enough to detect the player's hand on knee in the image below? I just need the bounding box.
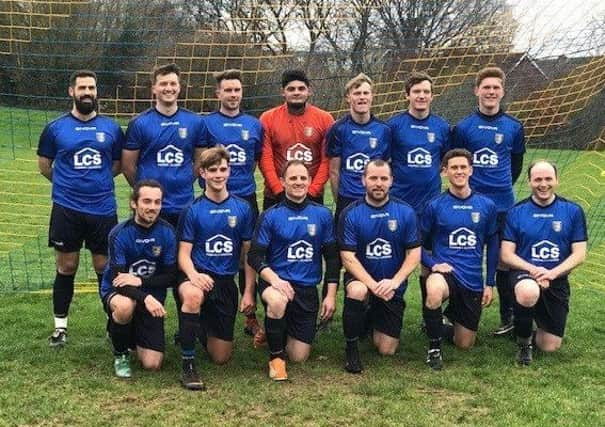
[190,273,214,292]
[432,263,453,274]
[113,273,142,287]
[271,278,295,301]
[144,295,166,317]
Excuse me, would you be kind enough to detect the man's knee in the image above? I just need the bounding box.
[346,281,368,301]
[515,280,540,307]
[179,284,204,311]
[263,289,288,318]
[56,253,79,275]
[111,298,136,323]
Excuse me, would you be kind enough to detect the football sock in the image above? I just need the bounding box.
[180,312,199,358]
[423,306,443,346]
[109,315,131,356]
[265,316,286,360]
[514,302,534,339]
[343,297,365,342]
[52,272,75,318]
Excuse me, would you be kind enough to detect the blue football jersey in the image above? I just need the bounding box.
[199,111,263,197]
[253,199,335,287]
[338,197,420,297]
[100,219,177,302]
[503,196,587,272]
[124,108,206,214]
[420,191,498,291]
[452,110,525,212]
[326,115,392,199]
[387,112,451,212]
[179,195,254,276]
[37,113,123,215]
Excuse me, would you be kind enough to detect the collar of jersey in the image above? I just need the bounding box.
[476,108,504,121]
[283,196,308,211]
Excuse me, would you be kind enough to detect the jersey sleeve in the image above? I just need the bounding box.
[486,200,498,237]
[253,210,273,247]
[37,122,57,159]
[419,201,435,245]
[254,122,264,161]
[179,207,197,243]
[321,209,336,246]
[112,124,125,160]
[162,226,178,266]
[109,229,128,269]
[382,124,393,161]
[308,113,334,197]
[197,116,210,148]
[241,203,254,241]
[441,123,453,156]
[326,121,342,157]
[502,207,519,242]
[570,204,588,242]
[259,111,283,195]
[512,122,526,154]
[451,123,465,149]
[403,208,421,248]
[338,209,358,251]
[124,118,143,150]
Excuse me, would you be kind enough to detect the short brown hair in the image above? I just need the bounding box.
[214,69,242,87]
[441,148,472,169]
[475,66,505,87]
[69,70,97,87]
[200,146,230,170]
[405,72,432,95]
[281,159,308,178]
[345,73,373,96]
[151,63,180,85]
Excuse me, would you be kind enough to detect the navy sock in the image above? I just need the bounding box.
[265,316,286,359]
[180,312,199,358]
[343,297,365,343]
[52,272,75,317]
[514,303,534,340]
[109,316,131,356]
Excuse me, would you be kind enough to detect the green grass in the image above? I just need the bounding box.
[0,268,604,426]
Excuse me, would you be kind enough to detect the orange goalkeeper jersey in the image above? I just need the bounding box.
[259,103,334,198]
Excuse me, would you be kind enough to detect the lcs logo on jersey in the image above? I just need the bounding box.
[365,238,392,259]
[345,153,370,172]
[286,143,313,163]
[73,148,102,169]
[226,144,246,165]
[473,148,498,167]
[448,227,477,249]
[129,259,157,278]
[407,148,432,167]
[531,240,560,262]
[205,234,233,256]
[157,144,184,167]
[287,240,313,262]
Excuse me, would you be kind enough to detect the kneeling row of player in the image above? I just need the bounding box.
[101,147,586,389]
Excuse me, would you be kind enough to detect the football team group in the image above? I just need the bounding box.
[37,63,587,390]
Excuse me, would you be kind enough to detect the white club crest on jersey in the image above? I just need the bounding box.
[152,245,162,256]
[178,127,188,139]
[304,126,314,137]
[552,221,562,232]
[96,132,106,143]
[369,137,377,149]
[388,219,398,231]
[228,215,237,228]
[241,129,249,141]
[427,132,435,143]
[471,212,480,223]
[307,224,316,236]
[494,133,504,144]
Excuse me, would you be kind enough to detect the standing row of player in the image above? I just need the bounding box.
[37,64,587,387]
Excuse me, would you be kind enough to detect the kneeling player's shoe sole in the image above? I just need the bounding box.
[426,348,443,371]
[49,328,67,348]
[114,354,132,379]
[253,328,267,348]
[268,358,288,381]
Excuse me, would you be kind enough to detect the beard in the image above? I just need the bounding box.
[366,188,388,204]
[74,95,97,115]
